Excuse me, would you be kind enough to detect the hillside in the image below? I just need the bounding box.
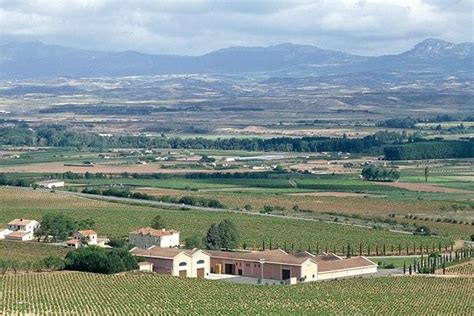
[1,39,472,78]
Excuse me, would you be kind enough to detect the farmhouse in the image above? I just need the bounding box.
[130,246,210,278]
[66,230,109,248]
[129,227,180,249]
[1,218,40,241]
[131,246,377,282]
[207,249,377,282]
[35,179,65,189]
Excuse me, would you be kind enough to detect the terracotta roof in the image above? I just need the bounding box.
[317,256,376,272]
[66,239,80,244]
[8,219,35,226]
[77,230,97,236]
[5,231,30,239]
[206,249,312,266]
[312,253,343,263]
[131,246,205,259]
[130,227,179,237]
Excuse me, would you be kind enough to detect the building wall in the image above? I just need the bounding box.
[40,181,64,189]
[145,257,174,274]
[189,251,210,278]
[172,253,192,277]
[129,233,179,249]
[159,234,180,248]
[210,258,304,281]
[300,260,318,282]
[129,234,160,249]
[7,222,39,233]
[317,266,377,281]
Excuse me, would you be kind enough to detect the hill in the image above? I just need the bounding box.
[1,39,472,78]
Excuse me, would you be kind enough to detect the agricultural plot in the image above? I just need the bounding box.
[0,273,472,315]
[0,240,68,263]
[444,260,474,276]
[0,187,451,255]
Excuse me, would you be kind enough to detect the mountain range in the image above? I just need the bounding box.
[0,38,472,79]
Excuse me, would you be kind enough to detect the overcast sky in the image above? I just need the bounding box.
[1,0,472,56]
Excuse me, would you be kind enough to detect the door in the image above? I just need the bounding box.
[179,270,187,277]
[224,263,235,275]
[238,269,243,276]
[282,269,291,280]
[197,268,205,278]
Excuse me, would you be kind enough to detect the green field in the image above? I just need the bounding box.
[0,272,471,315]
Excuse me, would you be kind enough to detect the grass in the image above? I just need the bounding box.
[0,240,68,263]
[0,187,451,255]
[0,272,472,315]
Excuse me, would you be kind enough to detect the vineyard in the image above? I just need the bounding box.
[0,187,454,255]
[0,272,472,315]
[444,260,474,276]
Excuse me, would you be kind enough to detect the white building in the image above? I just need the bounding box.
[35,179,65,189]
[66,230,109,248]
[2,219,40,241]
[131,247,210,278]
[129,227,180,249]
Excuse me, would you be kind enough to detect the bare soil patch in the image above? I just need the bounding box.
[377,182,471,194]
[0,162,254,174]
[288,191,381,197]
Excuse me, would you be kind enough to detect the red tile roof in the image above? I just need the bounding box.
[8,219,35,226]
[206,249,312,265]
[131,246,205,259]
[77,230,97,236]
[66,239,80,244]
[5,231,30,239]
[130,227,178,237]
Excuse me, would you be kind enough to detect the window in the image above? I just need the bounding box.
[246,264,250,268]
[312,275,315,278]
[179,262,187,267]
[196,260,205,265]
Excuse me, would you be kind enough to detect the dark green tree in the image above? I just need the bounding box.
[37,213,78,242]
[150,215,165,229]
[184,235,202,249]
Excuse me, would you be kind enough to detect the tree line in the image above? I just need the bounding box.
[384,140,473,160]
[1,125,472,160]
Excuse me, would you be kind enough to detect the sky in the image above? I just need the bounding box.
[0,0,473,56]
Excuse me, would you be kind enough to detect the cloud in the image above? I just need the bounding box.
[0,0,472,56]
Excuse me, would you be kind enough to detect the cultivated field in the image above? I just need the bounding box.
[0,240,68,263]
[0,272,472,315]
[0,187,451,255]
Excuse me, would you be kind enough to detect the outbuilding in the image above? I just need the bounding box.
[130,246,210,278]
[35,180,65,189]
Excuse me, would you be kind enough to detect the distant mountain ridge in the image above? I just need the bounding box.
[0,38,472,79]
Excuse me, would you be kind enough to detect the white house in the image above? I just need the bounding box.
[66,230,109,248]
[3,219,40,241]
[129,227,180,249]
[131,247,210,278]
[74,230,98,245]
[35,179,65,189]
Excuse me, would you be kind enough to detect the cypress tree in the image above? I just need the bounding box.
[403,261,406,274]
